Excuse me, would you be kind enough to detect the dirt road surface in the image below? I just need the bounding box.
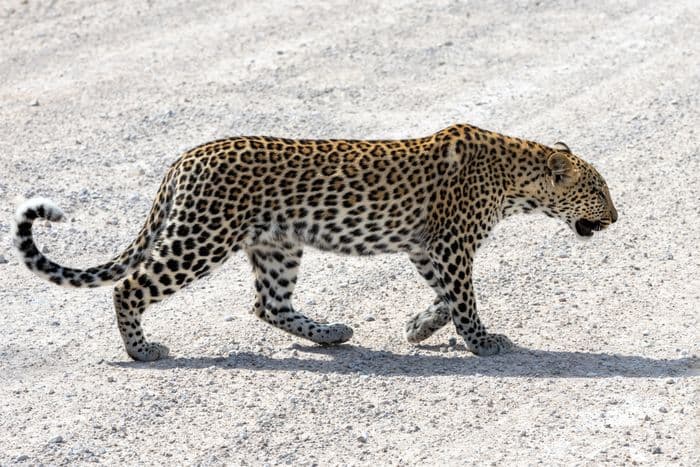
[1,0,698,465]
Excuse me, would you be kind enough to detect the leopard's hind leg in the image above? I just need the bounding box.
[113,264,172,362]
[247,241,353,345]
[113,219,239,361]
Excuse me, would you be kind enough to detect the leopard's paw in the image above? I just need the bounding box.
[405,303,450,343]
[465,333,513,356]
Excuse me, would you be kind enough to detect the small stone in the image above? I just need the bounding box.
[357,432,368,443]
[50,320,60,326]
[658,407,668,413]
[15,455,29,462]
[448,337,457,347]
[652,447,662,454]
[0,255,8,264]
[30,99,40,106]
[364,315,375,322]
[49,435,64,444]
[224,315,234,322]
[107,376,116,383]
[41,245,50,254]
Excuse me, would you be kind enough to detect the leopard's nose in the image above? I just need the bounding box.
[610,206,618,223]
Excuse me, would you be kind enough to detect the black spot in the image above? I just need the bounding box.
[166,259,179,271]
[171,240,183,256]
[16,222,32,237]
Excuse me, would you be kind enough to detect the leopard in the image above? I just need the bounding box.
[13,123,618,361]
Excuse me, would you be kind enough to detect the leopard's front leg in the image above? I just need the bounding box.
[428,239,513,356]
[405,251,450,343]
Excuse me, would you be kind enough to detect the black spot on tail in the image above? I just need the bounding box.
[17,222,32,237]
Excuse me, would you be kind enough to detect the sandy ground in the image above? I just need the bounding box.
[1,0,699,465]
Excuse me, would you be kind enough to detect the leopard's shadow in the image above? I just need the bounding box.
[110,344,697,378]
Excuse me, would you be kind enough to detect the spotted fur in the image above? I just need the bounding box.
[14,124,617,361]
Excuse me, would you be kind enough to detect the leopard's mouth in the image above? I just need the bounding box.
[575,219,602,237]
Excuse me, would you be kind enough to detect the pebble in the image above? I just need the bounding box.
[30,99,40,106]
[357,432,369,443]
[364,315,375,322]
[107,376,116,383]
[224,315,234,322]
[658,407,668,413]
[0,255,8,264]
[48,435,64,444]
[652,447,662,454]
[448,337,457,347]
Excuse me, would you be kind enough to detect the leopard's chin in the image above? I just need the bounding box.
[575,219,602,238]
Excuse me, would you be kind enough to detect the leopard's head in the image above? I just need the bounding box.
[539,142,618,239]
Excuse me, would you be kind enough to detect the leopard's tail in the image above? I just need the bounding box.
[13,169,176,288]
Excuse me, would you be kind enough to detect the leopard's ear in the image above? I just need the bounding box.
[547,151,579,187]
[552,141,571,153]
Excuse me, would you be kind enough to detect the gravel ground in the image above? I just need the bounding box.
[1,0,698,465]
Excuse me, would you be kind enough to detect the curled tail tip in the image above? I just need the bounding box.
[15,197,65,223]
